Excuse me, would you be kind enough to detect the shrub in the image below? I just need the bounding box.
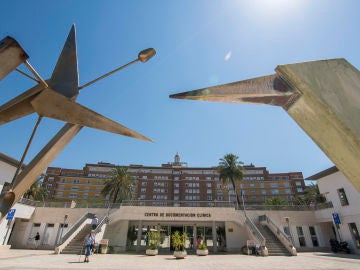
[197,242,207,250]
[147,231,160,250]
[171,231,188,251]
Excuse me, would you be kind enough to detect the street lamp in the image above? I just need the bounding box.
[284,217,294,246]
[59,214,68,245]
[78,48,156,90]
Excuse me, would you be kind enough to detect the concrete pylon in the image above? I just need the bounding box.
[170,59,360,191]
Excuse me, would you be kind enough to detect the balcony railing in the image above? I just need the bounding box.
[17,198,334,211]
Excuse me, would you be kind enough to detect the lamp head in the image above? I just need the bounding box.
[138,48,156,62]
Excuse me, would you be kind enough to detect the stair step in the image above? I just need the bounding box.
[255,224,291,256]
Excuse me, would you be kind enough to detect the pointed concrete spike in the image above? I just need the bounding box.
[170,74,296,106]
[31,89,152,142]
[0,84,43,125]
[49,24,79,99]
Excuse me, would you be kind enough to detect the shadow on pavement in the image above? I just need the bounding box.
[315,253,360,260]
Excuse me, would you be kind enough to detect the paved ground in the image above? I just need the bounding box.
[0,250,359,270]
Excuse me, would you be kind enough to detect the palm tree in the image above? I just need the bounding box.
[101,166,135,203]
[24,177,48,201]
[218,153,244,209]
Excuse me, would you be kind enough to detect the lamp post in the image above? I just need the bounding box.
[78,48,156,90]
[59,214,68,245]
[284,217,294,246]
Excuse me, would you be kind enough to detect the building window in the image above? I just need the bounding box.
[174,189,179,194]
[207,183,212,188]
[297,188,303,193]
[295,181,302,186]
[207,195,212,201]
[270,183,278,188]
[285,189,291,194]
[337,188,349,206]
[309,226,319,247]
[348,223,360,248]
[141,182,147,186]
[271,189,279,195]
[283,226,290,236]
[141,188,146,193]
[296,226,306,246]
[174,183,179,188]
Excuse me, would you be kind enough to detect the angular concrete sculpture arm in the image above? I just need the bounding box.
[0,25,155,219]
[170,59,360,191]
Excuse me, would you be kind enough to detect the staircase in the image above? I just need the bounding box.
[257,225,291,256]
[61,224,92,254]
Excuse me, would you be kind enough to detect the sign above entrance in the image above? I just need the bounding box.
[144,212,211,218]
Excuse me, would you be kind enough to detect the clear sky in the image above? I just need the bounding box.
[0,0,359,178]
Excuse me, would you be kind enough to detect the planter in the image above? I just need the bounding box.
[146,249,158,256]
[173,250,187,259]
[196,249,208,256]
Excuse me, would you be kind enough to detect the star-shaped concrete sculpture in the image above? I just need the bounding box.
[0,25,153,141]
[170,59,360,192]
[0,25,155,219]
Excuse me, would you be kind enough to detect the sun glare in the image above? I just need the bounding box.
[248,0,304,18]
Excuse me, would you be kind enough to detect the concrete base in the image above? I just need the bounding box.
[0,245,11,250]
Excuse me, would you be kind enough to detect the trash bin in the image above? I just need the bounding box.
[100,239,109,254]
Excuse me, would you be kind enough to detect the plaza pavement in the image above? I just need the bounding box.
[0,249,359,270]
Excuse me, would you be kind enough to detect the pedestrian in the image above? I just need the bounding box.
[197,235,202,246]
[34,232,40,249]
[83,230,95,263]
[91,215,99,230]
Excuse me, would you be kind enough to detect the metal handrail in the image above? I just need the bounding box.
[93,215,110,234]
[17,198,333,211]
[60,212,94,244]
[245,215,266,247]
[259,214,293,247]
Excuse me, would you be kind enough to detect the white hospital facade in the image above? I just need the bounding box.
[0,153,359,255]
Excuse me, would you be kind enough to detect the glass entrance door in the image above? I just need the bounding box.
[159,225,171,252]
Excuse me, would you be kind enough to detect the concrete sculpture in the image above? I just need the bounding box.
[170,59,360,192]
[0,25,155,219]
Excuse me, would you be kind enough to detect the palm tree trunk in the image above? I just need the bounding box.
[231,178,242,208]
[112,187,120,204]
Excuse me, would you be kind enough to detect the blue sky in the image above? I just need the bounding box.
[0,0,359,178]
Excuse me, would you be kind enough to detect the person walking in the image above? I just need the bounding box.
[34,232,40,249]
[83,231,95,263]
[91,215,99,230]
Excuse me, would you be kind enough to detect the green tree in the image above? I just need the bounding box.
[294,183,325,206]
[101,166,135,203]
[218,153,244,208]
[264,197,289,206]
[24,177,48,201]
